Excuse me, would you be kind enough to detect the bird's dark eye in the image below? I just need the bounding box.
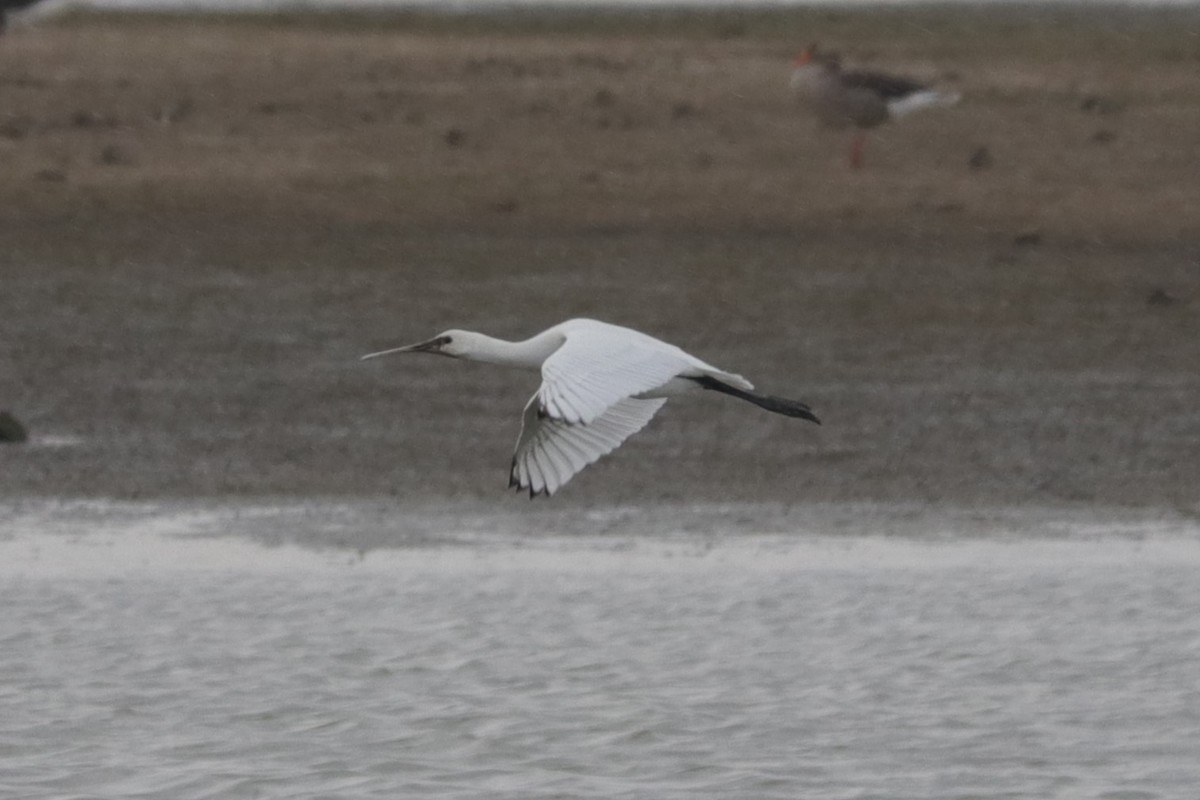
[440,336,453,346]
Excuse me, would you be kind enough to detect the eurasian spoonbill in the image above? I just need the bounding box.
[362,318,819,497]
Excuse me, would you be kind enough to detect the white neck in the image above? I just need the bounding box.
[458,329,565,369]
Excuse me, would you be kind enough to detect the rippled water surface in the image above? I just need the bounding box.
[2,506,1199,799]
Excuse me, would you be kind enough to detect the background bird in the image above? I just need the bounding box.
[362,318,819,497]
[0,0,46,34]
[790,44,961,168]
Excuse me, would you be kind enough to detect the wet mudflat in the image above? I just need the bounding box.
[0,7,1197,515]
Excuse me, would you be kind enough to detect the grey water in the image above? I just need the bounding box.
[3,504,1199,799]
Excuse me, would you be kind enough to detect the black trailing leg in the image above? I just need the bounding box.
[690,376,820,424]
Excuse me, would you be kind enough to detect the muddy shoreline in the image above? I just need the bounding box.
[2,11,1197,515]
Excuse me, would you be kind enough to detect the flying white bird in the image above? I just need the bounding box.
[790,44,961,168]
[362,318,819,497]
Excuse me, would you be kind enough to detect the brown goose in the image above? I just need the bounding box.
[1,0,45,33]
[790,45,960,168]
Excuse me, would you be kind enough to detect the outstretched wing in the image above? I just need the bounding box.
[841,69,926,99]
[510,394,667,496]
[537,328,700,426]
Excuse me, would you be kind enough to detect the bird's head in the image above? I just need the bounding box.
[360,329,475,361]
[793,45,840,70]
[792,46,817,67]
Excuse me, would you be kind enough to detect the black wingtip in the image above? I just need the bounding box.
[508,476,549,499]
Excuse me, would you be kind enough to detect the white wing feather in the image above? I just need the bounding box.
[537,327,700,425]
[510,394,667,496]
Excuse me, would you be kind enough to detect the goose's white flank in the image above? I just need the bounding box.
[362,318,820,497]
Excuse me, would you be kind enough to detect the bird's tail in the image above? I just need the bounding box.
[887,89,960,118]
[691,376,820,424]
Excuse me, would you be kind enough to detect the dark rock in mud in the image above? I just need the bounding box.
[0,411,27,444]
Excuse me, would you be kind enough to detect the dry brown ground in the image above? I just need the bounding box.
[1,9,1198,517]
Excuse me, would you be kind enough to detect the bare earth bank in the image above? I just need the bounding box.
[1,10,1197,527]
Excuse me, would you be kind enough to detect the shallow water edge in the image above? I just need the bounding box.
[2,498,1198,578]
